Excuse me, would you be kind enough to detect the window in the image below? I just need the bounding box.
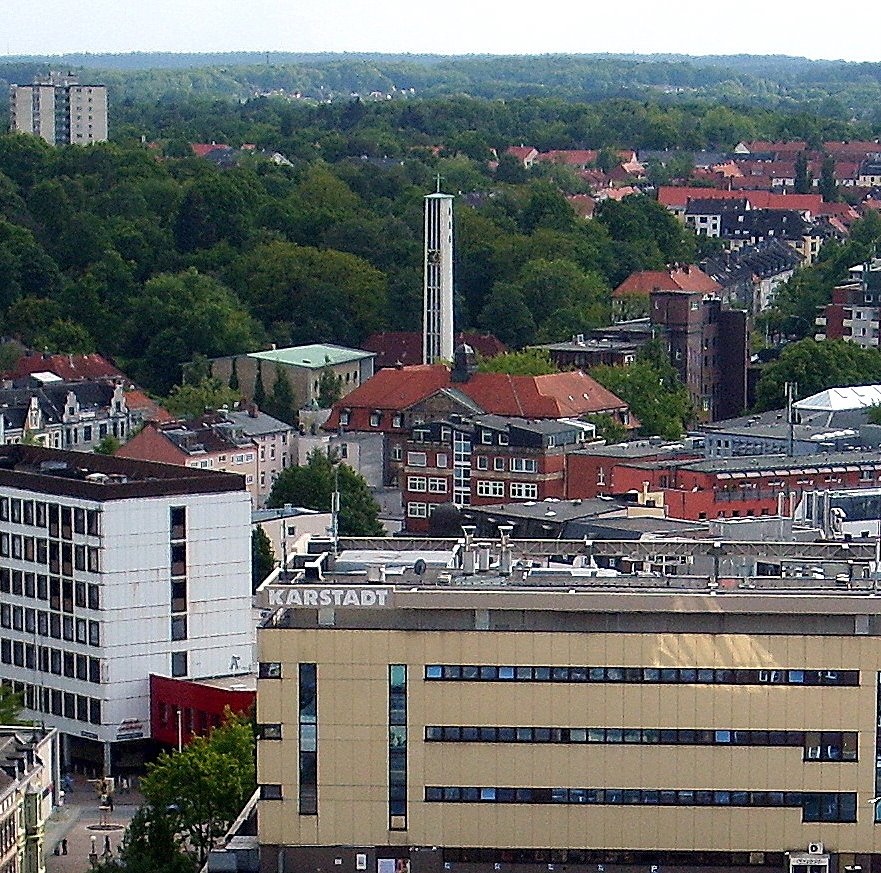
[407,503,428,518]
[494,457,505,471]
[391,445,403,462]
[260,785,283,800]
[389,665,407,830]
[407,477,427,492]
[476,456,488,470]
[259,662,281,679]
[407,452,427,467]
[436,453,448,468]
[481,430,492,444]
[171,615,188,641]
[476,481,505,498]
[510,458,537,473]
[260,724,282,740]
[369,411,382,427]
[171,652,188,677]
[392,413,403,428]
[510,483,538,500]
[170,506,186,540]
[428,478,447,493]
[299,664,318,815]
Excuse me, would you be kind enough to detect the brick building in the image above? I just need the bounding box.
[401,416,592,532]
[325,357,631,487]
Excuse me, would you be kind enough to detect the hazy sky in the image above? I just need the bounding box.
[3,0,879,62]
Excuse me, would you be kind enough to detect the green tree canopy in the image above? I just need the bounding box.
[140,710,255,867]
[591,346,693,439]
[477,349,560,376]
[268,449,384,536]
[163,377,242,420]
[252,527,276,592]
[754,339,881,411]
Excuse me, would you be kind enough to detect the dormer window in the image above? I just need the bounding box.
[339,410,350,426]
[392,413,403,428]
[369,411,381,427]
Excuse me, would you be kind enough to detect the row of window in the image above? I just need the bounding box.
[441,849,793,867]
[406,477,448,494]
[423,787,857,822]
[157,702,223,736]
[0,499,100,538]
[424,664,860,686]
[424,726,857,761]
[1,570,101,612]
[0,536,100,573]
[0,638,101,683]
[5,678,102,725]
[407,503,438,519]
[1,604,100,646]
[475,481,539,500]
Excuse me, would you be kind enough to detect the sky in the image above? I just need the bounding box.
[3,0,880,62]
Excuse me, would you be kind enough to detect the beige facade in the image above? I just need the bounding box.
[9,76,107,146]
[257,582,881,873]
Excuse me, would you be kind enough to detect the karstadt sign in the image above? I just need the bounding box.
[261,585,394,608]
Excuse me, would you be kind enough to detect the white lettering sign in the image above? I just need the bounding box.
[263,586,394,608]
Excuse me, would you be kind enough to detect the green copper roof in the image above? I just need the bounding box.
[248,344,374,369]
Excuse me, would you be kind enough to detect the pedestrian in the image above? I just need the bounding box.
[61,838,68,855]
[108,794,114,812]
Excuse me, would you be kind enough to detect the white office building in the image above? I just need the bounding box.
[0,446,252,774]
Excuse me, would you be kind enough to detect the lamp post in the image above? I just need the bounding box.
[176,706,183,752]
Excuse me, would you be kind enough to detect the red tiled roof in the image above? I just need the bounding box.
[823,141,881,156]
[612,266,720,299]
[657,186,823,212]
[326,365,629,428]
[191,143,232,157]
[538,149,598,166]
[740,140,807,154]
[506,146,537,160]
[462,370,627,418]
[8,353,127,382]
[361,332,507,369]
[567,194,596,218]
[125,389,174,422]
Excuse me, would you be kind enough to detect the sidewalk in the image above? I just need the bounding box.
[45,777,142,873]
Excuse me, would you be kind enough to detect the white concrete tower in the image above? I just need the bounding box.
[423,184,454,364]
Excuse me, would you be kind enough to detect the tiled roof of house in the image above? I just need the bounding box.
[124,389,173,422]
[506,146,537,161]
[8,353,127,382]
[538,149,598,166]
[612,266,720,299]
[658,186,822,213]
[325,366,629,429]
[191,142,232,157]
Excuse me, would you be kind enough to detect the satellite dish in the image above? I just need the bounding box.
[414,559,427,576]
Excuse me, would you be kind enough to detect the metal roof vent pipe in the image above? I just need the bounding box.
[477,544,491,572]
[498,524,514,575]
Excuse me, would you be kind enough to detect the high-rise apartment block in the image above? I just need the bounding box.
[9,74,107,145]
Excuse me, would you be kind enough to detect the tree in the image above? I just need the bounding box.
[820,153,837,202]
[251,528,276,592]
[253,361,266,406]
[0,683,22,724]
[794,151,812,194]
[585,413,627,445]
[264,368,296,424]
[94,436,121,455]
[478,285,537,349]
[163,378,241,419]
[477,349,560,376]
[140,710,255,867]
[869,405,881,426]
[99,805,195,873]
[754,339,881,411]
[228,357,240,392]
[268,449,384,537]
[591,348,693,439]
[318,367,343,408]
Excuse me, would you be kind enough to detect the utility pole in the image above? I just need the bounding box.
[785,380,798,457]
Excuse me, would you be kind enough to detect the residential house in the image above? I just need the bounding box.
[816,258,881,348]
[0,380,130,450]
[0,726,58,873]
[611,265,721,321]
[325,350,632,487]
[116,416,260,504]
[505,146,538,168]
[224,406,294,502]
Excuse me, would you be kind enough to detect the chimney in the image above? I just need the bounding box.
[248,403,259,418]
